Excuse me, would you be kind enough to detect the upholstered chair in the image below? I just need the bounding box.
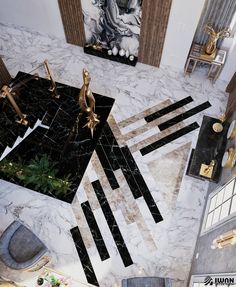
[0,221,49,270]
[122,277,172,287]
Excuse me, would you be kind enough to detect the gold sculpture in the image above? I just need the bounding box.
[203,24,231,57]
[85,43,103,51]
[199,160,216,178]
[0,85,28,125]
[78,69,100,137]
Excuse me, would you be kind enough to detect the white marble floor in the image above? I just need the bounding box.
[0,23,229,287]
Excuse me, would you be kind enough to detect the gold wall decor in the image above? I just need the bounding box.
[0,85,28,126]
[222,147,236,168]
[78,69,100,137]
[44,60,60,99]
[203,24,231,57]
[211,229,236,249]
[227,120,236,139]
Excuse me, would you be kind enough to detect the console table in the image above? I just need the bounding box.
[186,115,229,183]
[184,43,227,82]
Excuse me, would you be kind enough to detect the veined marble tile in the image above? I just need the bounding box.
[126,126,160,147]
[129,121,186,153]
[120,118,147,135]
[118,99,172,129]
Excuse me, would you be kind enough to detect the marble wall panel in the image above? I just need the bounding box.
[81,0,142,57]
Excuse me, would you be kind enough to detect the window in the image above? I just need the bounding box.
[204,178,236,231]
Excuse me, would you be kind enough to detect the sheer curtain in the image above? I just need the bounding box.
[194,0,236,47]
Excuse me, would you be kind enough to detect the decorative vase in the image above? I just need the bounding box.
[129,55,134,61]
[108,50,112,56]
[112,46,118,56]
[125,50,130,58]
[119,49,125,57]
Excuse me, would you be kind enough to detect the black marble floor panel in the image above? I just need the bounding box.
[103,123,142,199]
[140,122,200,156]
[0,72,115,203]
[121,146,163,223]
[98,130,120,171]
[81,201,110,261]
[92,180,133,267]
[95,141,120,190]
[144,96,193,123]
[158,101,211,131]
[70,226,99,287]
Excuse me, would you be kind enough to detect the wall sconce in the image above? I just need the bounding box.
[211,229,236,249]
[222,147,236,168]
[227,120,236,139]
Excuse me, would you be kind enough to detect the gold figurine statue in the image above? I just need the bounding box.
[78,69,100,137]
[204,24,231,56]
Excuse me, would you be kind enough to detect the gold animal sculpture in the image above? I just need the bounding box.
[204,24,231,56]
[78,69,100,137]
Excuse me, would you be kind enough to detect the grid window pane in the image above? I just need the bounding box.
[216,189,224,207]
[219,200,231,220]
[224,180,234,200]
[212,207,221,225]
[230,195,236,214]
[205,212,213,228]
[209,194,217,212]
[205,178,236,231]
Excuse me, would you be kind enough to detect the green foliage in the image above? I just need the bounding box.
[0,155,72,195]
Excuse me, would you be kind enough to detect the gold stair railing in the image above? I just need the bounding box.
[0,85,28,126]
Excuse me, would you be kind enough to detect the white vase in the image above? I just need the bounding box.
[129,55,134,61]
[112,46,118,56]
[119,49,125,57]
[108,50,112,56]
[125,50,130,58]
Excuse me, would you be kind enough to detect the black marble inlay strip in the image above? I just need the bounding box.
[81,201,110,261]
[140,122,200,156]
[145,96,193,123]
[95,141,119,190]
[103,124,142,199]
[158,101,211,131]
[99,131,120,171]
[92,180,133,267]
[121,146,163,223]
[70,226,99,287]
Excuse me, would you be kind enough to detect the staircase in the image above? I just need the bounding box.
[0,71,59,161]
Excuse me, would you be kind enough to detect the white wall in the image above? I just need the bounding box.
[0,0,65,39]
[161,0,206,69]
[220,39,236,82]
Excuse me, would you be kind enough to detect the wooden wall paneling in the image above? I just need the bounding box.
[58,0,86,46]
[0,57,11,88]
[226,72,236,93]
[139,0,172,67]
